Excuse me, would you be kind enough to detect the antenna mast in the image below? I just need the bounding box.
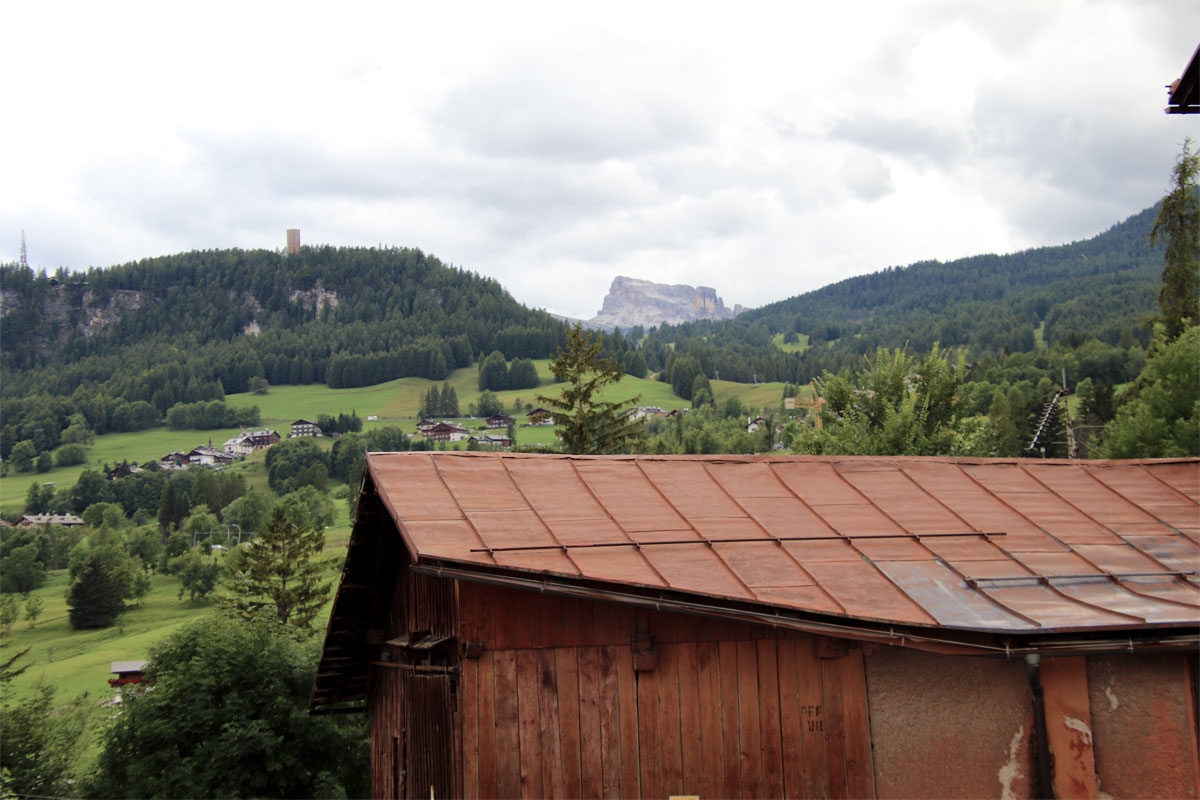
[19,230,28,269]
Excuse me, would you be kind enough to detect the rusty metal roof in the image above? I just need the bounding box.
[367,452,1199,635]
[311,453,1199,710]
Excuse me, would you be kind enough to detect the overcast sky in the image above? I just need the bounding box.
[2,2,1197,320]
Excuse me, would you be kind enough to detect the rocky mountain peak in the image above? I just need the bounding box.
[588,276,742,329]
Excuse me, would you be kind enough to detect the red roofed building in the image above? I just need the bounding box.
[312,452,1200,799]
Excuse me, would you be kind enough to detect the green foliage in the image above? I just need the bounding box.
[265,438,330,494]
[478,350,509,391]
[0,595,20,635]
[475,390,504,417]
[23,595,43,628]
[0,676,88,800]
[84,615,369,799]
[795,344,991,456]
[170,550,222,603]
[539,324,643,454]
[220,505,331,631]
[54,442,88,467]
[67,550,127,629]
[166,399,259,430]
[1099,325,1200,458]
[0,545,47,595]
[1150,138,1199,339]
[221,489,272,536]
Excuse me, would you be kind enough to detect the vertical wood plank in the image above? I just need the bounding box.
[839,650,876,800]
[637,649,663,800]
[821,656,848,800]
[577,647,604,799]
[540,592,565,649]
[537,649,565,799]
[555,648,583,799]
[796,639,828,799]
[461,658,480,799]
[776,639,805,800]
[615,645,641,799]
[492,650,521,799]
[561,597,583,648]
[657,643,685,796]
[677,641,705,798]
[476,651,497,799]
[516,649,544,799]
[757,638,785,799]
[718,639,743,800]
[696,640,726,800]
[1040,655,1099,800]
[597,646,623,798]
[737,639,764,799]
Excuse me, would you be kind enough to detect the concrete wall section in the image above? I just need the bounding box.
[864,647,1035,799]
[1087,653,1199,799]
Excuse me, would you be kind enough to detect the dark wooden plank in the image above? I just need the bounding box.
[757,638,785,798]
[796,639,828,799]
[561,596,584,648]
[1040,655,1099,799]
[821,656,847,800]
[637,645,663,800]
[615,645,641,799]
[775,639,805,800]
[476,651,497,800]
[516,648,543,799]
[696,640,725,800]
[537,649,565,799]
[511,590,540,650]
[555,648,583,799]
[597,646,622,798]
[718,639,742,800]
[461,658,480,798]
[840,650,876,800]
[540,592,566,649]
[657,643,685,796]
[577,647,604,799]
[491,650,521,799]
[736,639,764,799]
[677,641,704,797]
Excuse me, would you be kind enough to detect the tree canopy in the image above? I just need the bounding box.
[1150,137,1199,339]
[539,324,643,455]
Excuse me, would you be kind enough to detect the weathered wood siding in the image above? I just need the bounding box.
[457,581,875,799]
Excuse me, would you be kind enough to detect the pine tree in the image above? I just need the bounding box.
[220,505,330,632]
[538,323,643,454]
[67,552,126,629]
[1150,137,1199,339]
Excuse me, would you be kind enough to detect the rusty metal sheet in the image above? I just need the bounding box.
[707,459,798,497]
[898,460,991,495]
[946,558,1035,580]
[505,457,614,521]
[712,540,815,588]
[1051,580,1186,623]
[1089,462,1199,504]
[1028,465,1157,525]
[922,535,1010,562]
[1145,504,1200,530]
[1117,577,1200,608]
[1126,534,1200,573]
[369,456,462,520]
[978,584,1140,629]
[435,454,529,512]
[573,459,693,535]
[639,459,748,518]
[689,517,770,541]
[568,546,668,589]
[782,539,863,563]
[542,517,631,548]
[751,585,845,614]
[492,548,581,575]
[1011,551,1102,577]
[801,560,936,625]
[641,543,756,600]
[772,460,865,505]
[1070,544,1173,575]
[852,537,936,562]
[839,469,969,533]
[465,508,558,551]
[403,520,489,562]
[873,559,1030,630]
[934,492,1068,552]
[962,462,1046,493]
[808,502,907,537]
[737,496,838,538]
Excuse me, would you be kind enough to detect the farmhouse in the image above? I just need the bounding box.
[526,407,555,426]
[18,513,84,527]
[291,419,323,437]
[312,452,1200,799]
[486,414,515,429]
[421,421,471,442]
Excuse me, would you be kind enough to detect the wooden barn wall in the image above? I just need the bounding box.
[456,581,875,799]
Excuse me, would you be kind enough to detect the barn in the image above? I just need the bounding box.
[311,452,1200,799]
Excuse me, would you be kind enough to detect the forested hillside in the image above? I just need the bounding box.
[0,246,569,454]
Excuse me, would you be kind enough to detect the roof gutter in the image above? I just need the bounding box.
[411,562,1200,658]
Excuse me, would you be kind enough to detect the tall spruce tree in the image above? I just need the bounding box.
[538,323,643,454]
[66,551,126,629]
[1150,137,1199,339]
[220,505,330,632]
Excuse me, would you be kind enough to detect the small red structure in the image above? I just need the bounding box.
[312,452,1200,799]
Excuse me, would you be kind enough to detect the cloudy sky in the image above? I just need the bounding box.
[2,2,1197,320]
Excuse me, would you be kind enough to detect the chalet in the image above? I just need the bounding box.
[416,419,440,435]
[312,452,1200,799]
[18,513,84,527]
[223,433,255,456]
[291,419,323,437]
[485,414,515,429]
[421,422,470,443]
[526,407,555,426]
[747,415,768,432]
[628,405,669,421]
[188,446,235,467]
[469,434,512,449]
[159,451,190,468]
[246,429,281,449]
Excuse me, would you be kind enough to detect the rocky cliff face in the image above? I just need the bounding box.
[588,276,742,329]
